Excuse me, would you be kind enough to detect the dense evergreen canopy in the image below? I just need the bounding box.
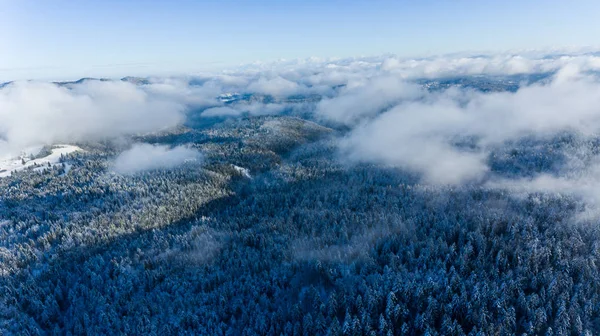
[2,77,600,335]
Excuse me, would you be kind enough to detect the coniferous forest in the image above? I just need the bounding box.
[3,58,600,335]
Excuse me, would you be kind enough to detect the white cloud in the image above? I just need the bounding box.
[142,78,221,107]
[337,66,600,184]
[112,143,201,175]
[240,102,288,116]
[0,81,186,156]
[6,49,600,195]
[201,106,242,118]
[201,103,288,118]
[315,76,424,125]
[338,100,489,184]
[246,76,302,97]
[230,50,600,82]
[486,166,600,220]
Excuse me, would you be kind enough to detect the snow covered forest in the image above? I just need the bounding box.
[3,52,600,335]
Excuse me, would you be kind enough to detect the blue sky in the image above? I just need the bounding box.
[2,0,600,81]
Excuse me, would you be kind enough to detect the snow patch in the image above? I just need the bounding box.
[232,165,251,178]
[217,92,241,103]
[0,145,82,177]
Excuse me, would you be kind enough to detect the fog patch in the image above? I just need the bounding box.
[0,81,186,157]
[201,106,242,118]
[246,76,304,97]
[293,221,404,263]
[487,160,600,220]
[337,67,600,185]
[315,76,424,125]
[201,103,288,118]
[112,143,202,175]
[155,225,222,265]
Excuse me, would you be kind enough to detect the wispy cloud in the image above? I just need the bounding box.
[336,66,600,184]
[112,143,201,175]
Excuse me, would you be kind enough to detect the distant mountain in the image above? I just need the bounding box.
[53,77,112,86]
[121,76,151,85]
[417,73,553,93]
[217,92,322,105]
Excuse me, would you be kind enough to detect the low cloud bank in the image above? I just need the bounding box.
[333,66,600,184]
[5,50,600,203]
[315,76,424,125]
[232,49,600,84]
[0,81,186,157]
[486,157,600,219]
[201,103,288,118]
[112,144,201,175]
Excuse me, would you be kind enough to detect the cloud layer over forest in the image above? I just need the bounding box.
[336,66,600,184]
[4,50,600,204]
[0,81,186,157]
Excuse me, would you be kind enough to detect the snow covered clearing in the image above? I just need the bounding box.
[0,145,82,177]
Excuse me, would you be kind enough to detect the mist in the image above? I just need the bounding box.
[5,51,600,193]
[333,66,600,185]
[112,143,202,175]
